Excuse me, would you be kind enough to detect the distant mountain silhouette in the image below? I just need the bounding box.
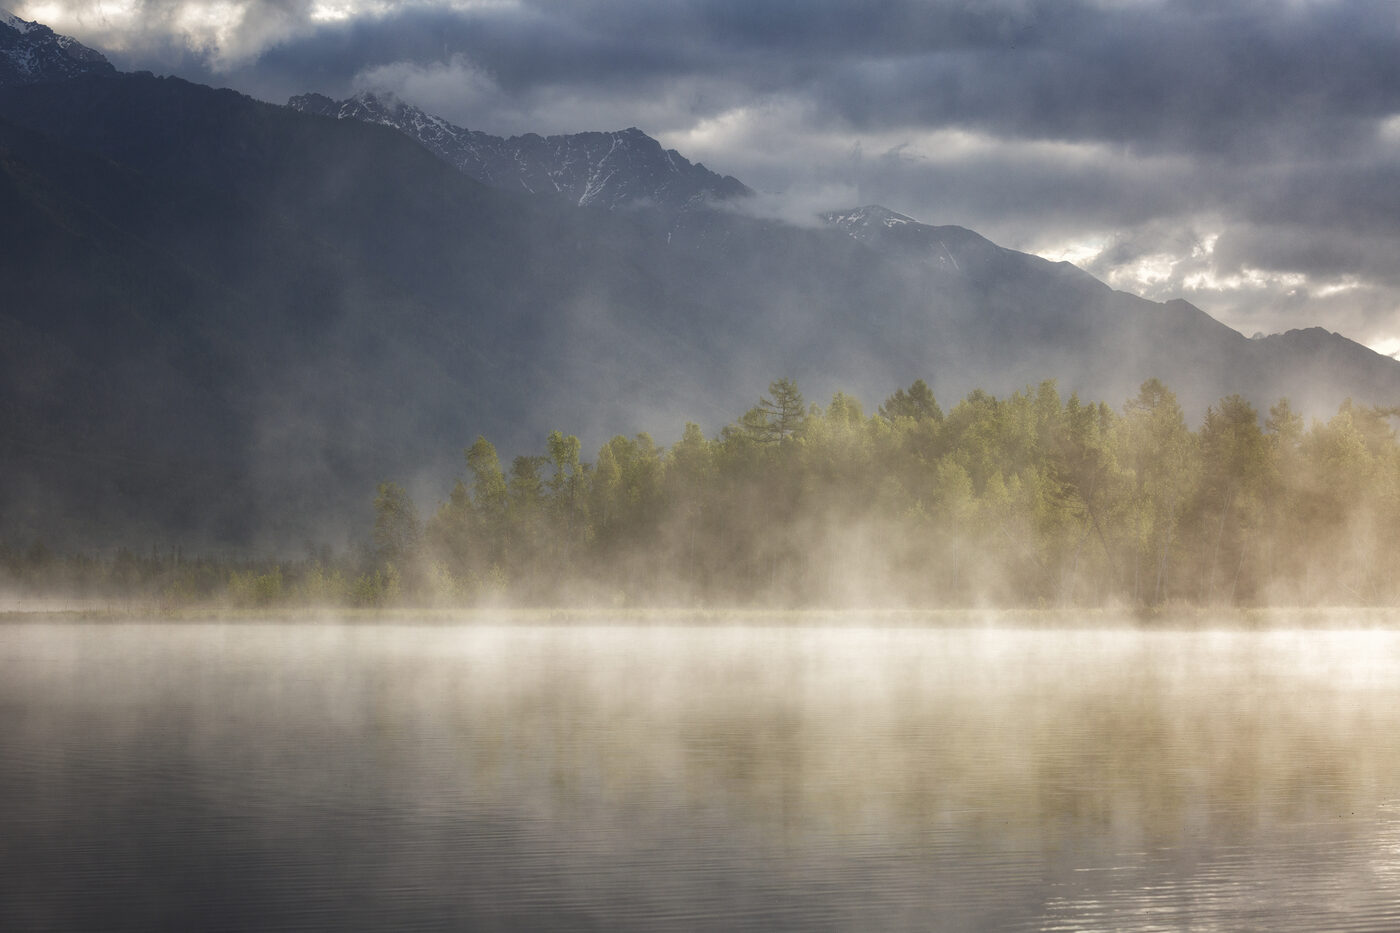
[819,206,1400,418]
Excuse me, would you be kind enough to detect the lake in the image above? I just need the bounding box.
[3,619,1400,931]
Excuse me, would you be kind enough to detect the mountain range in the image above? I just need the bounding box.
[1,11,1398,549]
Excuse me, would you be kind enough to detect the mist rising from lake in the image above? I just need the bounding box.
[4,619,1400,930]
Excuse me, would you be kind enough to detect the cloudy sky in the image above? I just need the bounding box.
[17,0,1400,354]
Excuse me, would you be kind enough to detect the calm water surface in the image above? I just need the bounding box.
[3,620,1400,931]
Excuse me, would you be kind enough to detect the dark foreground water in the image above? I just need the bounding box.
[4,621,1400,931]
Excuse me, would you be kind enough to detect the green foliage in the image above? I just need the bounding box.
[1118,379,1197,604]
[741,378,807,445]
[18,377,1400,610]
[425,480,473,570]
[296,563,348,604]
[352,565,401,607]
[227,567,283,607]
[466,436,508,517]
[880,379,943,423]
[373,482,421,566]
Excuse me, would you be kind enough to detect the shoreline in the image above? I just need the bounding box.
[6,605,1400,628]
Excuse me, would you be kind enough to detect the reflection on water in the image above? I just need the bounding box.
[3,622,1400,930]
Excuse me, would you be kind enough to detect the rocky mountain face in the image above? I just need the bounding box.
[288,91,752,211]
[0,9,114,86]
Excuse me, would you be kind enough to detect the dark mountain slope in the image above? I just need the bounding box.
[0,75,586,546]
[0,112,261,542]
[0,74,865,546]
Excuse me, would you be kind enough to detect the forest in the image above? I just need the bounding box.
[5,377,1399,609]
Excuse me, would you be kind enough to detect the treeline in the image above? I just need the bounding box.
[371,377,1400,607]
[0,543,383,609]
[5,377,1397,609]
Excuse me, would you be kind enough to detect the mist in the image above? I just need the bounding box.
[8,374,1398,615]
[7,620,1400,930]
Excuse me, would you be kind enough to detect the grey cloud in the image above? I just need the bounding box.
[1187,280,1400,349]
[1239,162,1400,237]
[823,140,1212,237]
[1080,223,1212,277]
[832,134,1400,286]
[808,5,1400,158]
[90,0,1400,162]
[1211,224,1400,288]
[48,0,1400,146]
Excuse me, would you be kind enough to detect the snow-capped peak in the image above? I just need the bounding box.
[825,205,920,230]
[287,92,753,211]
[0,8,115,85]
[822,206,929,246]
[0,8,38,33]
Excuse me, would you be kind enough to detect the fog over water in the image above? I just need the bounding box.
[5,618,1400,930]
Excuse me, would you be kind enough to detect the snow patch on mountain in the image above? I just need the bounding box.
[825,205,919,237]
[0,8,114,85]
[1,9,37,33]
[824,205,974,271]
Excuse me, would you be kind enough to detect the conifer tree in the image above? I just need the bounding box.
[743,378,806,444]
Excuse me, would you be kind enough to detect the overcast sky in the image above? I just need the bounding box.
[18,0,1400,354]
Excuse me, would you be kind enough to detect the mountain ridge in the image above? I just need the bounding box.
[288,90,752,212]
[0,8,113,86]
